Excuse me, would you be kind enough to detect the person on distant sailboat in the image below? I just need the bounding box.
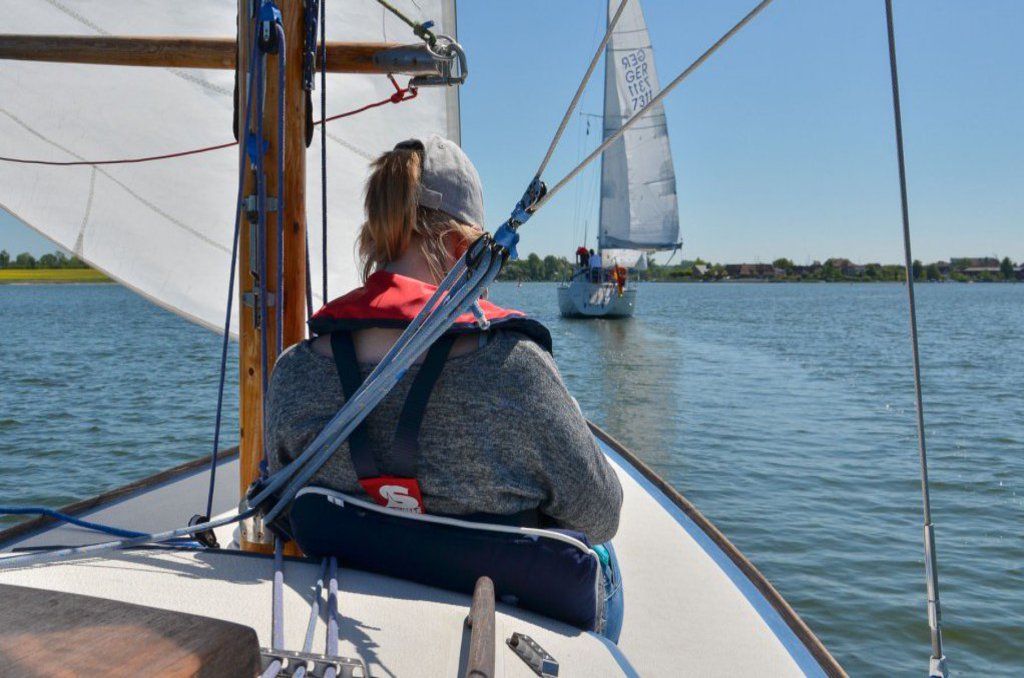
[266,136,622,544]
[576,245,590,269]
[589,248,602,282]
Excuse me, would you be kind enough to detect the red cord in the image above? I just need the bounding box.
[0,79,419,167]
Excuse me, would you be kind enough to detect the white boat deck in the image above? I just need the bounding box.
[0,432,839,676]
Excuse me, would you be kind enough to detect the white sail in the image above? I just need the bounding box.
[598,0,679,253]
[0,0,457,335]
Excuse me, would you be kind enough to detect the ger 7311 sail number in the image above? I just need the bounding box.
[622,49,654,112]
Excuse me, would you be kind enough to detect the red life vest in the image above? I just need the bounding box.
[308,271,552,513]
[309,271,552,352]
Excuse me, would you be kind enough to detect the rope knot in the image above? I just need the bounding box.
[387,75,417,104]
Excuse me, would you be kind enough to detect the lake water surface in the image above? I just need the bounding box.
[1,281,1021,676]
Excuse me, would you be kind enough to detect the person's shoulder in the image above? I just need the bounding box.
[272,340,326,380]
[480,330,561,385]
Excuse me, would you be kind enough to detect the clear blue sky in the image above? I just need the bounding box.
[3,0,1022,265]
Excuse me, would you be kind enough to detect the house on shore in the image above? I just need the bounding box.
[826,258,866,277]
[725,263,781,279]
[963,266,1002,278]
[951,257,999,270]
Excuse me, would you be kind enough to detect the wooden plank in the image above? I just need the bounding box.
[237,2,306,557]
[0,35,432,74]
[0,584,259,677]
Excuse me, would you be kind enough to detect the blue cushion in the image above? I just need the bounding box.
[289,487,601,630]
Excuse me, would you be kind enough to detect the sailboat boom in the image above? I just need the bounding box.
[0,34,443,75]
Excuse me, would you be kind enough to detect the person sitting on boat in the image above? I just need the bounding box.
[266,135,623,547]
[589,248,602,282]
[612,264,627,297]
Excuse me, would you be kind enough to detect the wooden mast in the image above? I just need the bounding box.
[235,0,306,553]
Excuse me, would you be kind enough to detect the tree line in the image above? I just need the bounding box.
[497,253,1021,282]
[0,250,91,270]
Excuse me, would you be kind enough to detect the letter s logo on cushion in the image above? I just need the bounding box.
[379,485,422,512]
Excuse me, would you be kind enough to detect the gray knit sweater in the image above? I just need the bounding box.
[266,331,622,543]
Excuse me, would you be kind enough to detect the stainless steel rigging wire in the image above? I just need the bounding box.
[883,1,947,676]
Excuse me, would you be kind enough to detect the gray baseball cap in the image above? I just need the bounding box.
[394,135,485,229]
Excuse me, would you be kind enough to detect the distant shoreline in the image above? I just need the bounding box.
[0,269,113,284]
[504,278,1018,285]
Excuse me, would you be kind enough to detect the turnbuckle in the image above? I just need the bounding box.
[493,176,547,261]
[512,176,547,224]
[465,232,494,271]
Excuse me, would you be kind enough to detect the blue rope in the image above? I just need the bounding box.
[256,44,271,480]
[204,29,263,520]
[0,507,146,539]
[320,0,328,305]
[293,558,329,678]
[272,538,285,648]
[324,556,340,677]
[275,22,287,359]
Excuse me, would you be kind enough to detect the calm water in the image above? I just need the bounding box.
[1,281,1021,676]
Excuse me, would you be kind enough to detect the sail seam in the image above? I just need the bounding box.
[324,132,375,161]
[41,0,230,97]
[1,107,230,254]
[43,0,107,36]
[73,167,97,257]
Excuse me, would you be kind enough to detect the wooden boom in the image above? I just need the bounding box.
[0,35,439,75]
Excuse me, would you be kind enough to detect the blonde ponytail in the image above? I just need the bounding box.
[358,146,480,283]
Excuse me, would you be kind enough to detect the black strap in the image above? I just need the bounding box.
[329,332,456,480]
[329,332,378,479]
[390,335,456,477]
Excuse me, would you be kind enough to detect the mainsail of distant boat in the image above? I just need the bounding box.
[599,0,680,264]
[559,0,681,318]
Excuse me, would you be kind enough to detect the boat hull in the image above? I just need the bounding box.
[557,279,637,318]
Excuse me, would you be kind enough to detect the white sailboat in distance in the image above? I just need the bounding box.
[559,0,681,318]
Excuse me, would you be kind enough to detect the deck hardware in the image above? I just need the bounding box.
[470,301,490,330]
[238,502,274,545]
[242,291,276,308]
[506,633,558,677]
[259,648,368,678]
[371,43,441,75]
[409,36,468,87]
[243,194,279,214]
[187,514,219,548]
